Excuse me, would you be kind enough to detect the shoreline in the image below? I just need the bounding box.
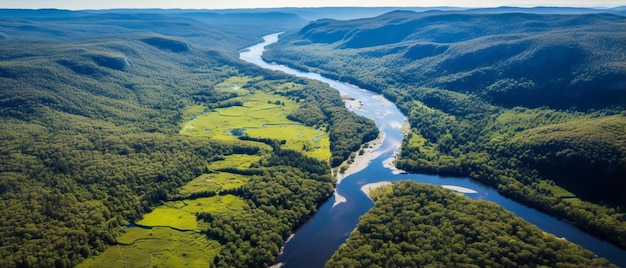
[332,190,347,208]
[381,119,410,175]
[441,185,478,194]
[334,132,386,184]
[360,181,392,198]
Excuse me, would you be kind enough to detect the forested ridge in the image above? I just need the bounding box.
[264,10,626,249]
[0,10,377,267]
[327,182,613,267]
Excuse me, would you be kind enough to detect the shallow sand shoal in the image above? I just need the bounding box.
[332,190,347,208]
[335,133,385,184]
[441,185,478,194]
[382,156,406,175]
[360,181,392,197]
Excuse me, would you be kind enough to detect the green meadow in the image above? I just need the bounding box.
[137,194,248,230]
[178,172,249,194]
[78,227,220,268]
[207,154,264,170]
[180,195,248,214]
[136,206,197,231]
[83,193,248,267]
[181,76,331,162]
[215,76,254,94]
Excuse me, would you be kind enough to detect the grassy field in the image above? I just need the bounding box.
[178,172,249,194]
[82,193,248,267]
[181,91,298,140]
[215,76,254,94]
[181,76,331,161]
[137,193,248,230]
[207,154,263,170]
[181,195,248,214]
[136,206,197,231]
[78,227,220,268]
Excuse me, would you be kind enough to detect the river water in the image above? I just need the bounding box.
[240,33,626,267]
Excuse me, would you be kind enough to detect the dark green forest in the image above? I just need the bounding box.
[264,11,626,249]
[0,11,377,267]
[327,182,613,267]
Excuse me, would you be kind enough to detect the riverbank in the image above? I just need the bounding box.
[250,33,626,268]
[335,132,385,184]
[441,185,478,194]
[381,119,410,175]
[360,181,392,197]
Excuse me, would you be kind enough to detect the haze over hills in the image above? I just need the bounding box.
[264,9,626,249]
[272,11,626,109]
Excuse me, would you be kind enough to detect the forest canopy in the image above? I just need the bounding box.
[0,10,376,267]
[327,182,614,267]
[264,10,626,249]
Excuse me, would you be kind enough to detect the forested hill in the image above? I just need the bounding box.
[327,182,613,267]
[0,10,377,267]
[0,9,308,52]
[264,10,626,249]
[271,11,626,109]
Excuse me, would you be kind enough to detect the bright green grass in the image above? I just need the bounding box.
[116,227,153,245]
[136,207,197,231]
[78,245,152,268]
[178,172,249,194]
[207,154,262,170]
[181,91,297,138]
[406,130,438,158]
[539,180,577,198]
[180,89,331,161]
[182,105,207,121]
[79,227,220,268]
[215,75,253,94]
[83,193,246,267]
[181,195,248,214]
[246,125,330,160]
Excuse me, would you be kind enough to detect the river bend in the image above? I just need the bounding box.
[240,33,626,268]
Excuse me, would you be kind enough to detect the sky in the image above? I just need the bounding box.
[0,0,624,10]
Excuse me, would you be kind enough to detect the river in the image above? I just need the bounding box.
[240,33,626,267]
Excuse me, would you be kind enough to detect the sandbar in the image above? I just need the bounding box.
[441,185,478,194]
[332,190,347,208]
[335,132,385,184]
[360,181,392,197]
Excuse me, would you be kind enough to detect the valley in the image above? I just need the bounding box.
[0,6,625,267]
[264,10,626,255]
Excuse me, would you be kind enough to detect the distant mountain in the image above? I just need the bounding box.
[465,6,625,14]
[0,9,308,45]
[0,10,250,50]
[273,11,626,109]
[0,8,80,18]
[264,10,626,248]
[177,11,308,35]
[206,6,626,20]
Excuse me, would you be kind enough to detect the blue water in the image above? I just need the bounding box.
[240,33,626,268]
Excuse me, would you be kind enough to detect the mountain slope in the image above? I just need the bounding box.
[0,11,377,267]
[270,11,626,109]
[264,10,626,248]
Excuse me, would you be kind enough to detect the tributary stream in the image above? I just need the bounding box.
[240,33,626,267]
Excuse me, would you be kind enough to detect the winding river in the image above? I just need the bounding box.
[240,33,626,267]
